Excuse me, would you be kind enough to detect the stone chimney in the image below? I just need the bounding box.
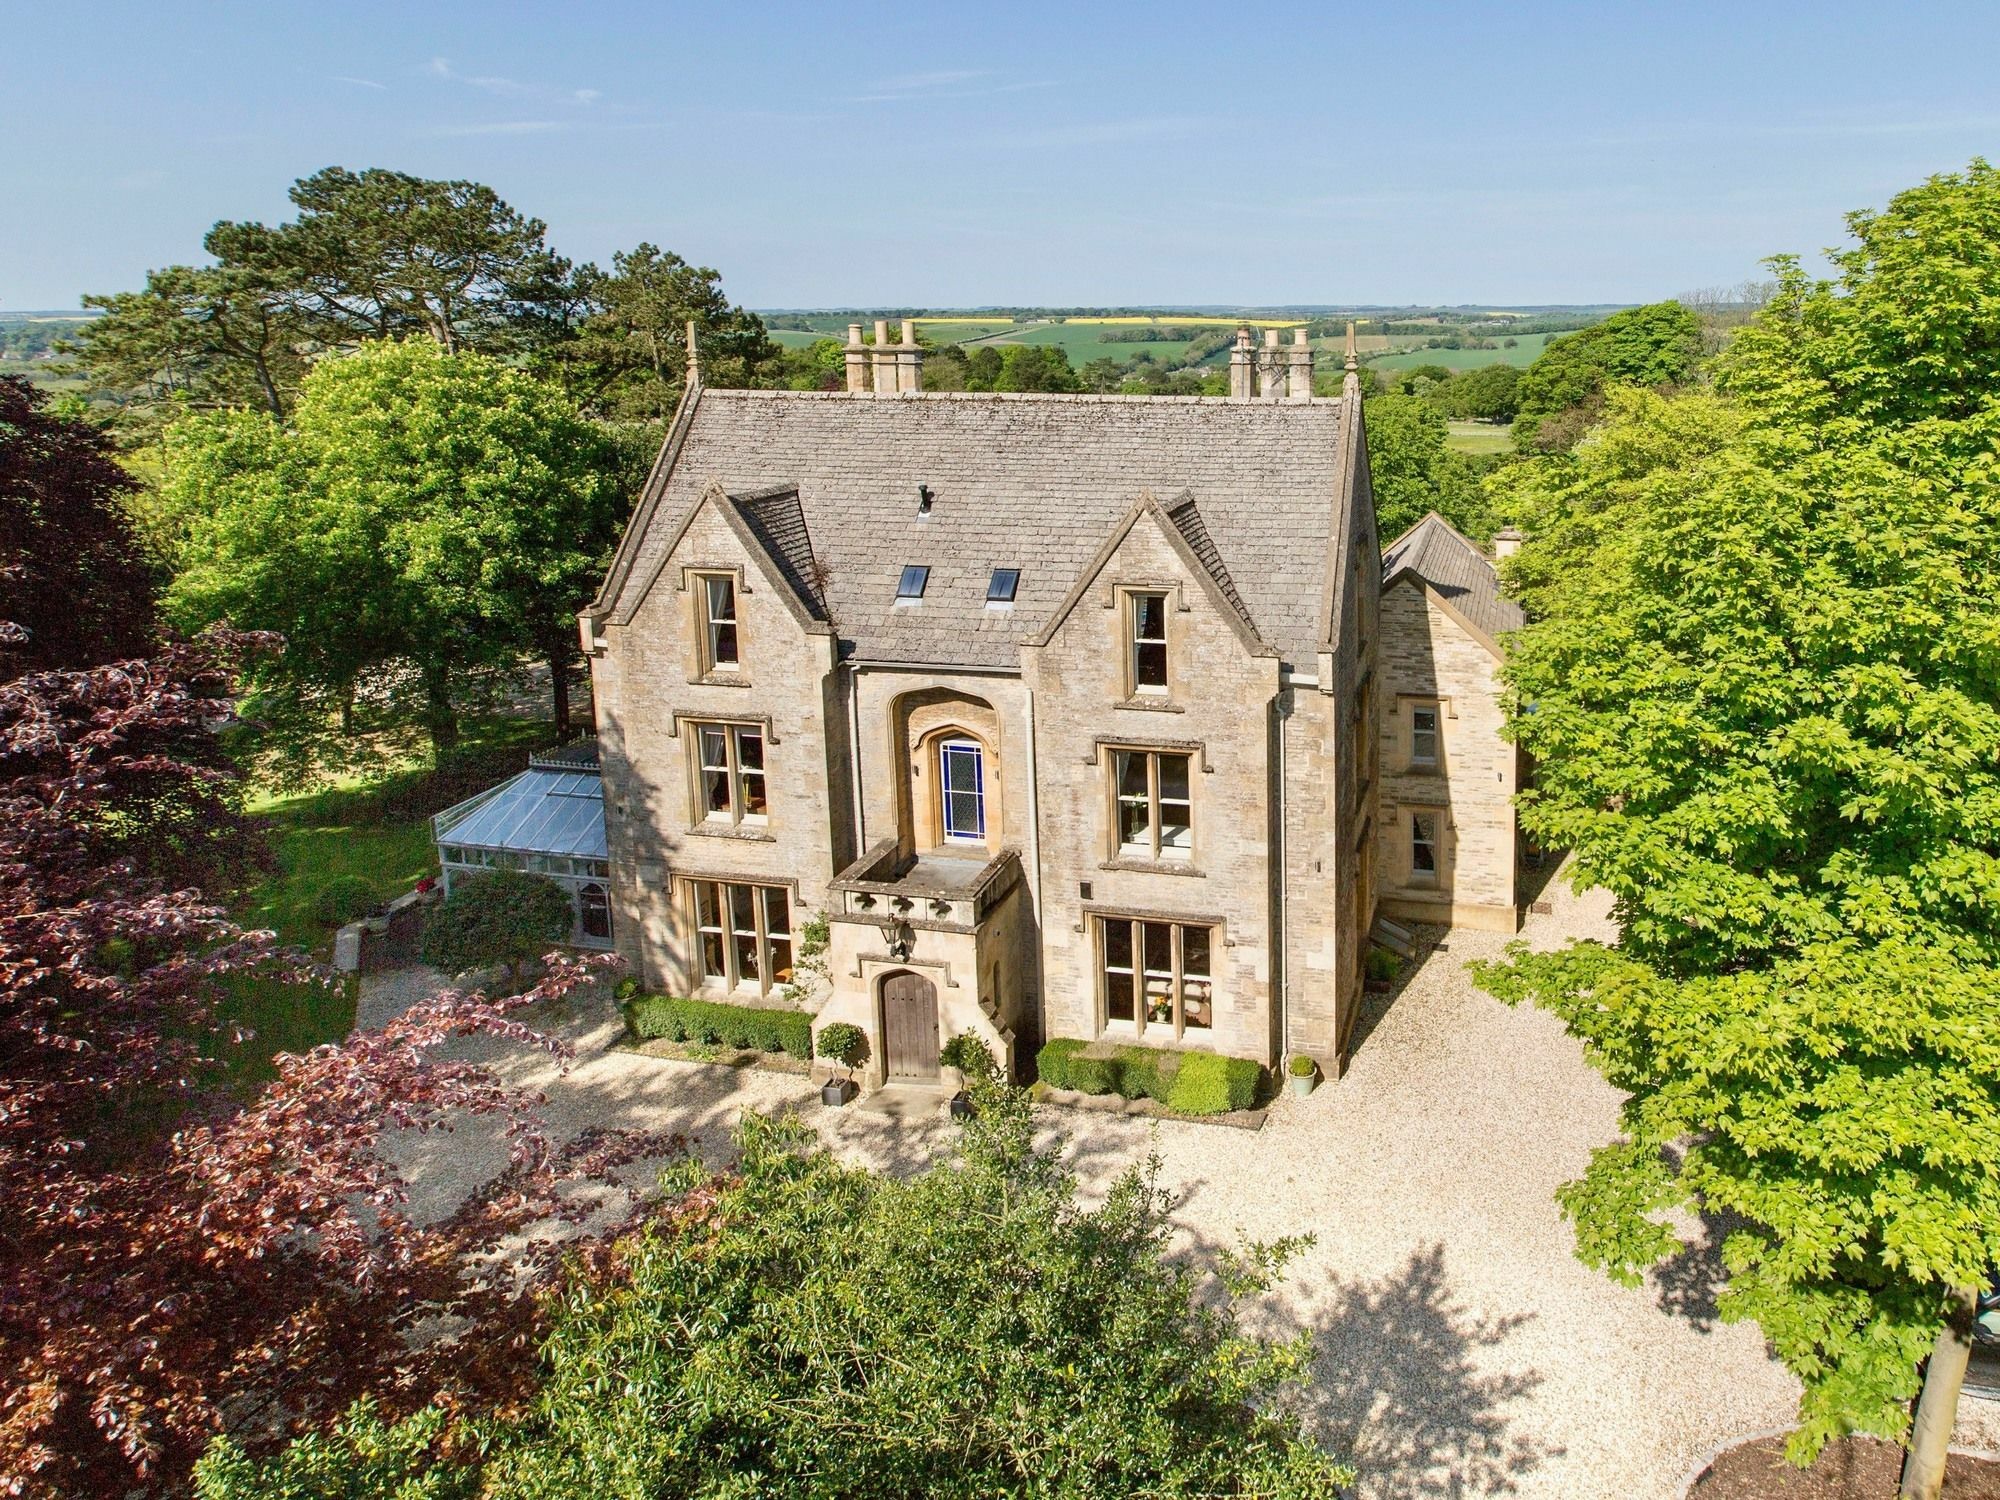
[1258,328,1285,401]
[1228,327,1255,399]
[1287,328,1314,402]
[1492,526,1523,560]
[868,320,894,393]
[844,323,868,392]
[896,318,924,393]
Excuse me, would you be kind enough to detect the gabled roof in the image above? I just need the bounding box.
[593,387,1362,671]
[1380,511,1524,654]
[729,485,827,621]
[1164,492,1253,630]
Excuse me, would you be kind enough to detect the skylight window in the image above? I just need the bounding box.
[896,565,930,602]
[986,568,1020,604]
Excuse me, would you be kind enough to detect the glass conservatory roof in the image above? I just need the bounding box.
[433,767,607,860]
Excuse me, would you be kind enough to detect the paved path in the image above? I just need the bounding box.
[363,872,1997,1500]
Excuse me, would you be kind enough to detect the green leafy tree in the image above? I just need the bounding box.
[68,167,581,423]
[1473,163,2000,1479]
[1448,362,1522,423]
[209,166,579,357]
[208,1085,1351,1497]
[1511,300,1701,450]
[65,263,307,425]
[164,340,622,755]
[420,871,575,985]
[1365,393,1487,542]
[196,1403,475,1500]
[552,242,776,420]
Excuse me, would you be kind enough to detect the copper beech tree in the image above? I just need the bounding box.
[0,633,666,1497]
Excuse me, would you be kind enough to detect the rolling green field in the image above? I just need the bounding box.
[1368,331,1565,372]
[959,321,1218,366]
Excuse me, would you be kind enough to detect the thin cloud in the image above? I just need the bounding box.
[428,56,602,106]
[1580,110,2000,149]
[871,68,990,93]
[333,74,387,91]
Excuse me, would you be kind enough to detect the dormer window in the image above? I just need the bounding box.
[896,565,930,603]
[1130,591,1168,694]
[986,568,1019,605]
[698,573,739,672]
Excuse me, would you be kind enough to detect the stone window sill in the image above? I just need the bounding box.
[1114,696,1184,714]
[1099,857,1205,878]
[688,672,753,689]
[685,822,777,843]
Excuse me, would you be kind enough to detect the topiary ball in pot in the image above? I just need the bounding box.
[815,1021,866,1105]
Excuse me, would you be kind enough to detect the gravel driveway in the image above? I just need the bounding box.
[363,870,1998,1499]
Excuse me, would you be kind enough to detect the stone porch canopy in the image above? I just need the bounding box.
[583,384,1370,676]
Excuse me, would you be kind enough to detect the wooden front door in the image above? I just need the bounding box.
[881,970,940,1083]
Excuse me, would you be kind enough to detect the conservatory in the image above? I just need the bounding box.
[431,740,613,949]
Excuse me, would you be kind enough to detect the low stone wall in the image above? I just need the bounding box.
[332,888,440,974]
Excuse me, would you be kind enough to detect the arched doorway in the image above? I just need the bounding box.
[880,970,940,1083]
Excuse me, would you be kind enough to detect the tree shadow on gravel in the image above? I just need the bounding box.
[1301,1243,1555,1499]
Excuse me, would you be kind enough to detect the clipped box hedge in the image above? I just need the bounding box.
[627,994,812,1057]
[1036,1038,1262,1116]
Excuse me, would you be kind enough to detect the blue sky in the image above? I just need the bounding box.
[5,1,1996,311]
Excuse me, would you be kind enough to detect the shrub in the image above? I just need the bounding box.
[614,976,641,1003]
[1364,948,1401,983]
[214,1089,1352,1496]
[626,995,812,1057]
[1065,1051,1117,1096]
[939,1031,998,1081]
[1167,1051,1264,1115]
[419,872,573,984]
[1036,1037,1087,1089]
[1288,1053,1317,1078]
[815,1021,866,1070]
[312,874,378,928]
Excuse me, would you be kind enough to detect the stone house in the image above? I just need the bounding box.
[578,322,1521,1090]
[1374,514,1526,933]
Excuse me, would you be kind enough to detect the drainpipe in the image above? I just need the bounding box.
[1023,682,1044,1027]
[844,660,866,858]
[1274,685,1290,1067]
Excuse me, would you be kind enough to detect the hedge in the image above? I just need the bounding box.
[627,995,812,1057]
[1166,1051,1260,1115]
[1038,1039,1262,1116]
[1036,1038,1088,1090]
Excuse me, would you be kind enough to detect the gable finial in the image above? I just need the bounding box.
[685,319,701,386]
[1342,321,1360,398]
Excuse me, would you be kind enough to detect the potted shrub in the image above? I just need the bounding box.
[939,1031,998,1117]
[1287,1052,1318,1099]
[815,1022,866,1106]
[1363,947,1401,993]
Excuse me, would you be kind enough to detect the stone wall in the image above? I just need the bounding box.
[1023,507,1285,1066]
[589,497,843,995]
[1374,580,1517,931]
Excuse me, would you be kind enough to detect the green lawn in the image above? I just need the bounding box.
[1446,420,1517,456]
[212,713,550,1089]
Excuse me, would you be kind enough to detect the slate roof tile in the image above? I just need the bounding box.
[604,389,1361,670]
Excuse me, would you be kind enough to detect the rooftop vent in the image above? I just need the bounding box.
[986,568,1020,604]
[896,564,930,602]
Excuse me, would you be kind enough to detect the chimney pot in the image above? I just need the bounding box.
[844,323,868,392]
[1287,328,1314,402]
[1493,526,1524,560]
